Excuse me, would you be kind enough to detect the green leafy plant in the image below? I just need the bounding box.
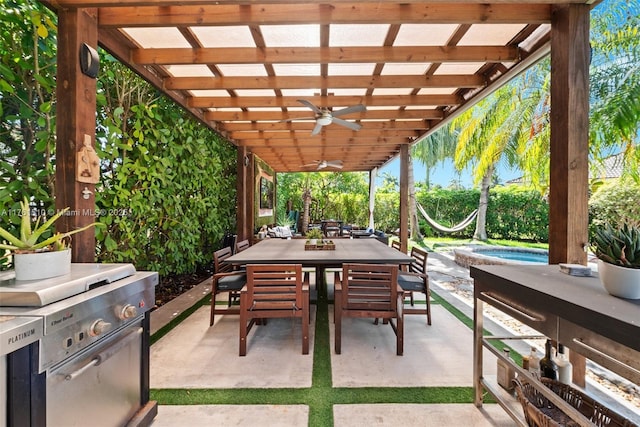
[0,197,102,253]
[276,211,295,228]
[591,223,640,269]
[305,228,323,241]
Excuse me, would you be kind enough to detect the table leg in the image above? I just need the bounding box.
[315,266,326,300]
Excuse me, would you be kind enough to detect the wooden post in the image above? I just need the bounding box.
[237,147,254,243]
[399,144,409,252]
[55,8,98,262]
[549,3,590,387]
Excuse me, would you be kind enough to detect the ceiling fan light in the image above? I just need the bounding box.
[317,115,332,126]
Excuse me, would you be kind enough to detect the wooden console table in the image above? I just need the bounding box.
[471,264,640,426]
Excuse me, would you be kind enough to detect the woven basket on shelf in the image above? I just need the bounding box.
[513,377,638,427]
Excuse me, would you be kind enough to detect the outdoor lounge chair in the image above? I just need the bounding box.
[239,264,310,356]
[209,246,246,326]
[334,263,404,355]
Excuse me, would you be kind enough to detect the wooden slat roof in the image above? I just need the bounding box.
[47,0,598,172]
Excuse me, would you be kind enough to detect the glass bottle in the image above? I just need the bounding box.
[528,347,540,378]
[539,339,558,380]
[497,348,515,391]
[555,344,572,384]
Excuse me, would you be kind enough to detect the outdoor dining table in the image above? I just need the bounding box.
[225,238,414,299]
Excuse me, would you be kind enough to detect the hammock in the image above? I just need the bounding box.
[417,203,478,234]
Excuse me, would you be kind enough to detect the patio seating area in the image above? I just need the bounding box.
[148,251,517,426]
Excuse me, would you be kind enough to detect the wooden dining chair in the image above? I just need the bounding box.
[235,239,251,253]
[334,263,404,355]
[239,264,310,356]
[209,246,247,326]
[391,240,402,252]
[398,246,432,325]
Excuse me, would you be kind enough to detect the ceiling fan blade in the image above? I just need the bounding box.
[279,116,317,123]
[331,117,362,131]
[332,104,366,117]
[310,121,323,136]
[297,99,322,114]
[326,160,344,169]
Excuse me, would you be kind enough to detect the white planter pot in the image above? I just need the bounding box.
[13,249,72,281]
[597,259,640,300]
[309,239,318,245]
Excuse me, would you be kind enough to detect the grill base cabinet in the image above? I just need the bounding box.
[0,264,158,427]
[471,265,640,427]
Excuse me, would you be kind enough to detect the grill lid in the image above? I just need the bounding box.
[0,263,136,307]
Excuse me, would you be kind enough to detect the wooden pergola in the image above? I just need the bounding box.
[46,0,592,269]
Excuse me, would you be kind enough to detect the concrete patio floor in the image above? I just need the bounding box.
[148,252,518,426]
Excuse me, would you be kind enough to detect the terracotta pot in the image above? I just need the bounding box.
[13,249,71,281]
[597,259,640,299]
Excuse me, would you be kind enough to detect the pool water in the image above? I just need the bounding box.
[476,250,548,264]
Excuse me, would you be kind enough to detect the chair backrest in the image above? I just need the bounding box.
[409,246,428,275]
[245,264,303,311]
[235,239,251,253]
[391,240,402,252]
[339,263,399,312]
[213,246,234,274]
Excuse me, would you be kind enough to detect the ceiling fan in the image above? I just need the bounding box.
[302,159,344,170]
[285,99,366,136]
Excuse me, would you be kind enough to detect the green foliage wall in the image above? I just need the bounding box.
[1,2,59,269]
[95,68,238,275]
[1,2,238,276]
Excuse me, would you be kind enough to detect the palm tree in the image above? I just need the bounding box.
[452,67,548,240]
[589,0,640,182]
[412,131,458,190]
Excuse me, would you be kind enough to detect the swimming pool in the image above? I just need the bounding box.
[453,246,549,268]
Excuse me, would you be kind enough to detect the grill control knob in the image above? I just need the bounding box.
[90,319,112,336]
[120,304,138,319]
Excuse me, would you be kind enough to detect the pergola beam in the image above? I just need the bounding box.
[98,4,551,27]
[205,109,444,122]
[190,94,461,108]
[52,0,577,6]
[164,74,485,91]
[133,46,518,65]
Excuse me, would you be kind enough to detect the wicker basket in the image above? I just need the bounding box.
[513,377,638,427]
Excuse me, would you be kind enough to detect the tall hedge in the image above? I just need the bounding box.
[589,179,640,231]
[417,186,549,242]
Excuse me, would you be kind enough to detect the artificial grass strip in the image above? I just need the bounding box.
[150,386,476,406]
[430,290,472,329]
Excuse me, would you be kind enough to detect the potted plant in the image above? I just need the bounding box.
[305,228,323,245]
[0,197,102,281]
[591,223,640,299]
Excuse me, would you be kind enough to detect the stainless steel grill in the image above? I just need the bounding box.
[0,263,158,427]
